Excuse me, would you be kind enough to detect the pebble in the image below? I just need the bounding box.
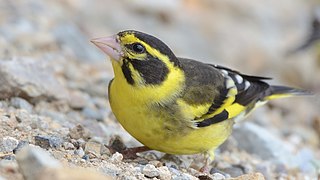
[74,147,85,157]
[63,142,75,150]
[13,141,29,154]
[34,135,63,149]
[84,140,102,158]
[16,146,61,180]
[0,136,19,153]
[69,124,91,140]
[211,173,226,180]
[99,163,122,177]
[221,165,245,177]
[142,164,160,178]
[233,172,265,180]
[10,97,33,113]
[158,166,172,180]
[110,152,123,163]
[173,173,197,180]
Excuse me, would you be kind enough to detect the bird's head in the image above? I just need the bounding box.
[91,30,181,85]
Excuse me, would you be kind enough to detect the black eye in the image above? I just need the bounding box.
[132,43,145,53]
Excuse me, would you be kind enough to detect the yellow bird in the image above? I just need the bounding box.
[91,30,308,165]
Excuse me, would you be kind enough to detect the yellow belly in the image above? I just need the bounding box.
[109,80,233,155]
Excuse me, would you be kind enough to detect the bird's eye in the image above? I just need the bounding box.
[132,43,145,53]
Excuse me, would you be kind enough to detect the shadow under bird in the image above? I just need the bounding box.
[91,30,309,170]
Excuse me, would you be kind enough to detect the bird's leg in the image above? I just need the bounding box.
[107,136,151,159]
[199,157,210,174]
[199,150,215,174]
[107,144,151,159]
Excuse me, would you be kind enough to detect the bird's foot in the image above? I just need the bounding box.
[199,165,210,174]
[107,136,150,159]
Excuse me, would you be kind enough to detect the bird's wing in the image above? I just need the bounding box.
[178,58,271,128]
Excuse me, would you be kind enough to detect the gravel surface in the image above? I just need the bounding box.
[0,0,319,179]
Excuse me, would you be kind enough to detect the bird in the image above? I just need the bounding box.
[91,30,309,169]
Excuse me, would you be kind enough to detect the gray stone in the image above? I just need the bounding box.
[221,166,244,177]
[211,173,226,180]
[172,173,197,180]
[158,166,171,180]
[142,164,160,178]
[16,146,61,180]
[74,147,85,157]
[69,124,91,140]
[34,135,63,149]
[0,136,19,153]
[0,58,68,101]
[13,141,29,154]
[110,152,123,163]
[233,122,299,167]
[10,97,33,113]
[84,140,102,158]
[63,142,75,150]
[99,163,122,177]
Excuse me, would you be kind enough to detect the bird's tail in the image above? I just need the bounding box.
[264,85,311,100]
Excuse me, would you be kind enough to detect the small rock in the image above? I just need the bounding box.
[84,140,102,157]
[10,97,33,113]
[34,135,63,149]
[173,173,197,180]
[74,147,85,157]
[100,144,111,156]
[142,164,160,178]
[63,142,75,150]
[198,175,213,180]
[99,163,122,177]
[13,141,29,154]
[232,172,265,180]
[16,146,61,180]
[221,165,245,177]
[82,154,90,161]
[211,173,226,180]
[0,136,19,153]
[158,166,171,180]
[69,124,91,140]
[108,135,127,153]
[110,152,123,163]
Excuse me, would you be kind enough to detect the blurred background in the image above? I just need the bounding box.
[0,0,320,179]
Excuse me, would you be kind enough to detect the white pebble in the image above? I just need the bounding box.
[110,152,123,163]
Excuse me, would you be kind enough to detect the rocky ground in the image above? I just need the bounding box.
[0,0,320,179]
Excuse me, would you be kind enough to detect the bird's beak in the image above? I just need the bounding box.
[91,35,123,61]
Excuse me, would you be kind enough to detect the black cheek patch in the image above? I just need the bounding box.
[121,59,135,85]
[130,56,169,85]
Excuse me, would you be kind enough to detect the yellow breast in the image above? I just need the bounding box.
[109,59,233,155]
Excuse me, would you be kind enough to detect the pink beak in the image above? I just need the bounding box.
[91,35,123,61]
